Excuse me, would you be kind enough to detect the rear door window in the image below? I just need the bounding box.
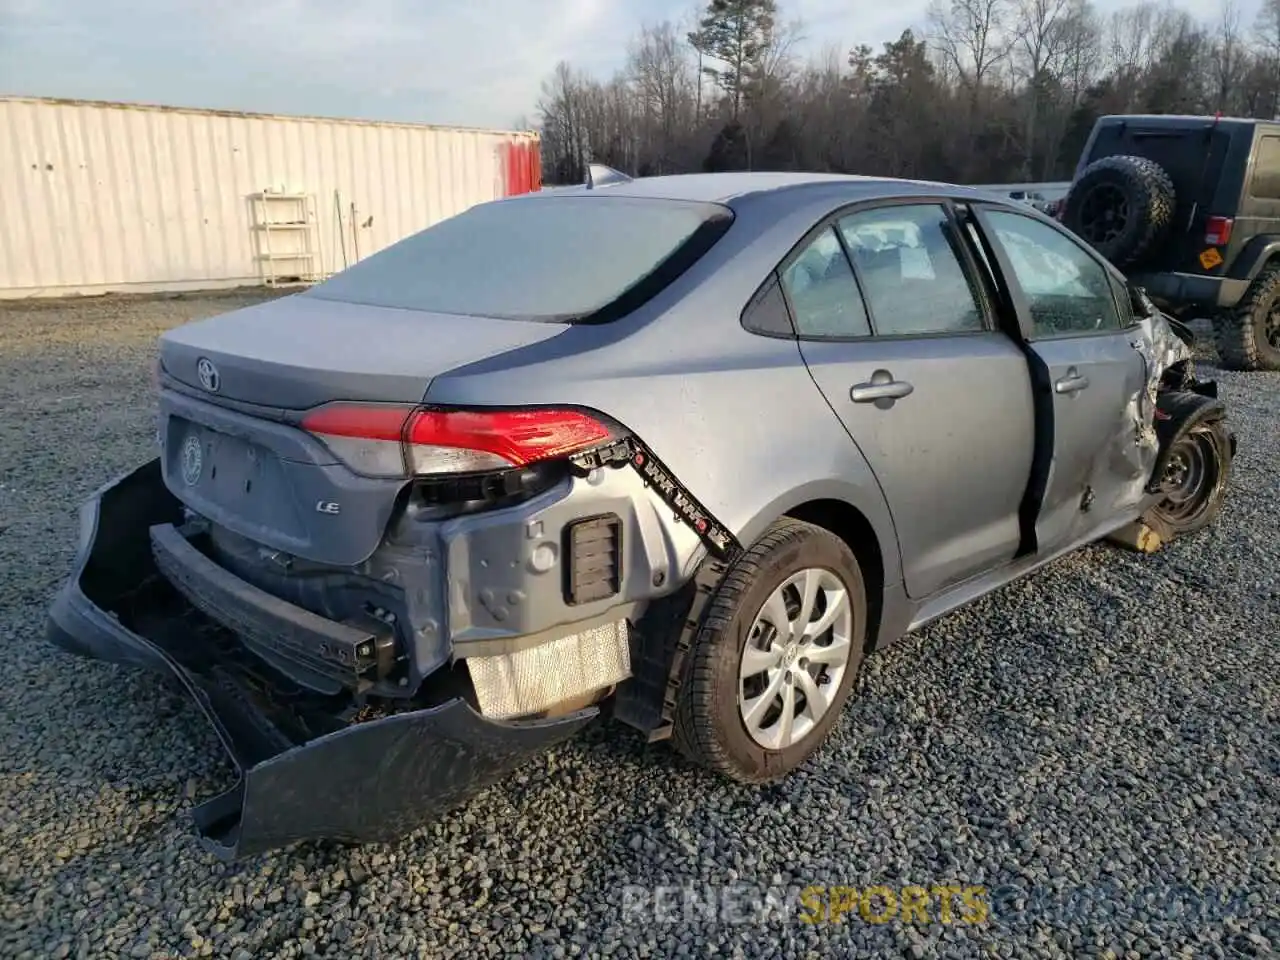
[304,195,731,322]
[836,203,986,336]
[778,227,871,338]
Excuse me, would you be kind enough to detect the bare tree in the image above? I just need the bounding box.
[629,22,697,173]
[1012,0,1073,176]
[1109,1,1160,80]
[698,0,779,120]
[1255,0,1280,117]
[752,17,805,136]
[536,62,590,184]
[686,5,713,125]
[1056,0,1103,105]
[1132,6,1210,112]
[760,16,803,89]
[1206,0,1244,113]
[535,0,1280,187]
[1033,0,1103,175]
[928,0,1014,103]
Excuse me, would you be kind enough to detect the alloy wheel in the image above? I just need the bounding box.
[737,567,854,750]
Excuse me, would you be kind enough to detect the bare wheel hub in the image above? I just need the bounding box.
[1152,425,1224,529]
[1161,446,1204,507]
[737,567,854,751]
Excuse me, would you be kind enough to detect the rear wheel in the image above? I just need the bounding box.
[673,518,866,783]
[1213,264,1280,371]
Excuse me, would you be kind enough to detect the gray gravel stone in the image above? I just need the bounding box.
[0,298,1276,959]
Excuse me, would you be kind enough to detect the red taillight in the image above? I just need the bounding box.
[300,404,409,442]
[1205,216,1233,247]
[300,403,617,477]
[406,409,613,467]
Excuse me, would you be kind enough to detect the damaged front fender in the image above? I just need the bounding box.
[1105,296,1236,550]
[1131,309,1195,460]
[1147,388,1233,493]
[1102,296,1237,534]
[45,460,595,861]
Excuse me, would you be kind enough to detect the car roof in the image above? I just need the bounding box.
[531,171,1020,207]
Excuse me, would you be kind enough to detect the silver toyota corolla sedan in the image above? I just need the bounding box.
[47,170,1235,859]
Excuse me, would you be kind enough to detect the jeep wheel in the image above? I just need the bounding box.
[672,518,866,783]
[1061,155,1175,268]
[1213,264,1280,371]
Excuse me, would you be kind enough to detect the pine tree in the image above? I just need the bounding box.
[697,0,778,120]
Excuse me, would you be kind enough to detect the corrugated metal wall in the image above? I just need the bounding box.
[0,97,541,299]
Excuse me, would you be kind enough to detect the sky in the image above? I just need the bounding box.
[0,0,1265,132]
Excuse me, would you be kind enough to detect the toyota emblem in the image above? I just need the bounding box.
[196,357,220,392]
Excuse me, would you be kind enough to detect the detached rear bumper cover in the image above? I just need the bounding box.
[45,460,595,861]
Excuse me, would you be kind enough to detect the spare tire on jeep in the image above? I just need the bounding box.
[1061,155,1176,268]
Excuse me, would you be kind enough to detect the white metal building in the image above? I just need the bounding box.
[0,96,542,299]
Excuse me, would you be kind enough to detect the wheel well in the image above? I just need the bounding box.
[784,499,885,652]
[1249,254,1280,289]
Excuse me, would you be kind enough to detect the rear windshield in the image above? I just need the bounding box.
[304,194,732,322]
[1085,123,1231,202]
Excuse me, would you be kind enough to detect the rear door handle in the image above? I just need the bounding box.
[850,373,914,404]
[1054,368,1090,395]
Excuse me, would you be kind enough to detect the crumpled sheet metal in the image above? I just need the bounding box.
[44,460,601,861]
[1113,309,1194,508]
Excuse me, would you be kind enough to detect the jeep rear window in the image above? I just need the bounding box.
[1087,125,1230,201]
[303,195,733,322]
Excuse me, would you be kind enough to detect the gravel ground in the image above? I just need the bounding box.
[0,292,1276,960]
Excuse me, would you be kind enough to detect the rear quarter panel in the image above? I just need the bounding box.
[422,189,904,589]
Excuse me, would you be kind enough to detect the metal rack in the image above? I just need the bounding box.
[251,191,319,285]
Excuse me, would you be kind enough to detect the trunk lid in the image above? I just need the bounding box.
[158,294,568,410]
[156,294,568,567]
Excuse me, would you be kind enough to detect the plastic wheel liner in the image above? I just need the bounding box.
[44,459,596,861]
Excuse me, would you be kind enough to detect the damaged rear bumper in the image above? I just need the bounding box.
[45,459,595,861]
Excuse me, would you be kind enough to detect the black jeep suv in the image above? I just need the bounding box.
[1060,113,1280,371]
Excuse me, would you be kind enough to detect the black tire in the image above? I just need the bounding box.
[672,518,867,783]
[1061,155,1176,268]
[1213,264,1280,371]
[1142,393,1233,539]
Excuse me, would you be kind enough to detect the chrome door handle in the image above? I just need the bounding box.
[850,373,914,404]
[1054,369,1089,394]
